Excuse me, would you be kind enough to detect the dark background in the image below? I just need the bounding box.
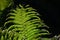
[14,0,60,37]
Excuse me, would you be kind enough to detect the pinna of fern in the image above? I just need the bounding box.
[0,4,50,40]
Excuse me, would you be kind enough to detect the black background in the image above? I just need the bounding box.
[14,0,60,37]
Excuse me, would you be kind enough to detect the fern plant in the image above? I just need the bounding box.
[0,0,57,40]
[0,4,50,40]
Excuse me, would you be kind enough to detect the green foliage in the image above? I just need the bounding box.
[0,0,13,20]
[0,4,50,40]
[0,0,13,11]
[0,0,59,40]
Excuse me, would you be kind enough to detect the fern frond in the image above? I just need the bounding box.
[1,4,50,40]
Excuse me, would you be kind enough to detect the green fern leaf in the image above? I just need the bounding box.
[0,4,50,40]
